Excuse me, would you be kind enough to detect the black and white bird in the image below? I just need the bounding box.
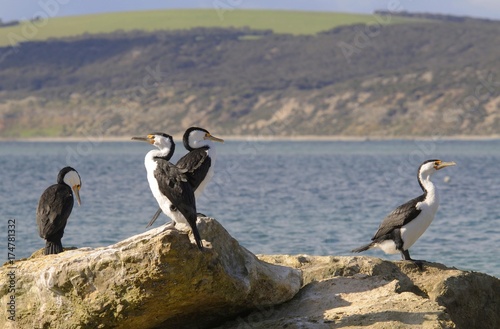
[352,159,456,265]
[132,132,203,250]
[36,167,82,255]
[146,127,224,227]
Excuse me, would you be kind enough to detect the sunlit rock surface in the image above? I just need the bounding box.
[216,255,500,329]
[0,217,301,329]
[2,218,499,329]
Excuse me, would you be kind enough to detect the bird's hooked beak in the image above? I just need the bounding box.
[73,185,81,206]
[204,133,224,143]
[132,135,155,144]
[435,161,456,170]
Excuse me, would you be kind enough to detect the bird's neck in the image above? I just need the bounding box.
[148,147,173,161]
[189,140,211,151]
[145,148,172,171]
[188,141,216,159]
[206,144,216,159]
[418,172,438,202]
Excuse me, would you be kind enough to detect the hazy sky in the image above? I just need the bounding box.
[1,0,499,22]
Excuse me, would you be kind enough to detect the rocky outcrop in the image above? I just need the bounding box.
[2,218,499,329]
[0,218,301,329]
[217,255,500,329]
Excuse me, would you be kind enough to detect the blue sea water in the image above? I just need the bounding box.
[1,139,499,277]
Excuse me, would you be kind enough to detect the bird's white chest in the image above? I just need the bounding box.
[145,160,161,197]
[401,192,440,250]
[145,158,166,204]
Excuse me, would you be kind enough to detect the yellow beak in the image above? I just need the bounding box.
[205,133,224,143]
[436,161,456,170]
[132,136,154,144]
[73,185,81,206]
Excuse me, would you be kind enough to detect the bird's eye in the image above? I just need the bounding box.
[170,205,177,212]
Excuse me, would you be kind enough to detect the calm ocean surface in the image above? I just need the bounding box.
[1,139,499,277]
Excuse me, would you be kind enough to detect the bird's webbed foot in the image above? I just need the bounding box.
[411,259,425,270]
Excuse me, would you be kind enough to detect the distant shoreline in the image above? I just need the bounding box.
[1,135,500,142]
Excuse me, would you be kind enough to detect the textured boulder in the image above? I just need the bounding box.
[215,255,500,329]
[3,221,499,329]
[0,218,301,329]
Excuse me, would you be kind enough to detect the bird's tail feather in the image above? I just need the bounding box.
[45,240,63,255]
[351,242,373,253]
[146,208,163,228]
[186,213,203,250]
[191,225,203,250]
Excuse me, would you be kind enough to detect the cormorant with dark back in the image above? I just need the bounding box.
[132,132,203,250]
[36,166,82,255]
[146,127,224,228]
[352,159,456,267]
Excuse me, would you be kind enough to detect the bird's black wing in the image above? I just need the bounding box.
[154,159,197,222]
[372,194,426,240]
[36,184,74,240]
[175,147,211,190]
[154,159,203,249]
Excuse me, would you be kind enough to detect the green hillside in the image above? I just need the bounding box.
[0,9,410,47]
[2,11,498,138]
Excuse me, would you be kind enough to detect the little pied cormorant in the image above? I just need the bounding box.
[352,159,456,265]
[36,166,81,255]
[146,127,224,228]
[132,132,203,250]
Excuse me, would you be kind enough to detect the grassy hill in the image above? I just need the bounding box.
[0,9,412,47]
[0,11,499,138]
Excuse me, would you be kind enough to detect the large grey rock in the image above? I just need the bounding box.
[0,218,301,329]
[3,220,499,329]
[215,255,500,329]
